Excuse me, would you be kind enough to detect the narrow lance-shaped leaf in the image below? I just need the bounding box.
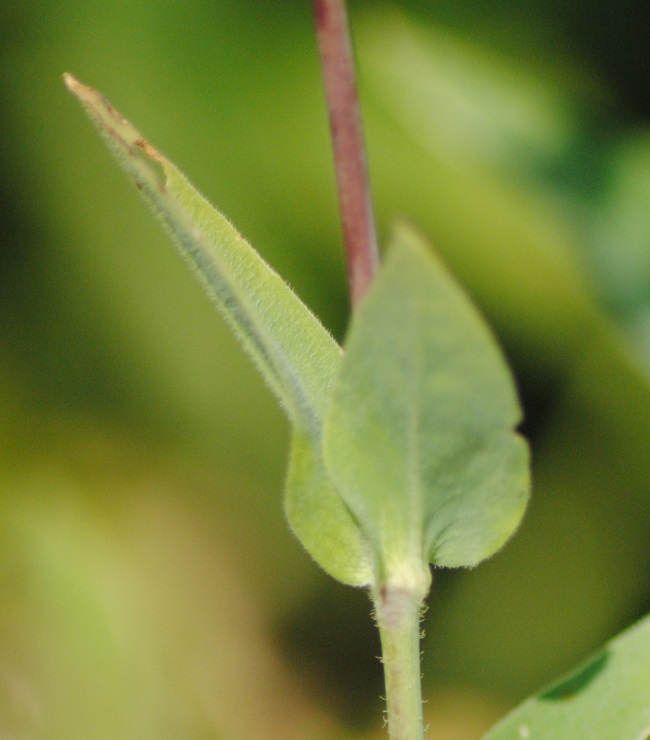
[64,74,334,429]
[64,74,372,586]
[323,223,530,587]
[485,613,650,739]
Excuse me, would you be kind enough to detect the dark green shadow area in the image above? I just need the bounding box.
[540,651,609,701]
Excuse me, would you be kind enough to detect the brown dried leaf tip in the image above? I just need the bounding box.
[63,73,127,130]
[63,73,167,192]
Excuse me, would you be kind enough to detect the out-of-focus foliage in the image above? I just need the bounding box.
[1,1,649,737]
[486,613,650,739]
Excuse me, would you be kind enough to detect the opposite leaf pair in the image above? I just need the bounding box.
[64,74,529,597]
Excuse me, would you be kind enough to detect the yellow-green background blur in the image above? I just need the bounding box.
[2,2,650,737]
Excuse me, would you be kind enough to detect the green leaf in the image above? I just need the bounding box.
[485,613,650,739]
[285,429,372,586]
[323,223,529,586]
[63,74,335,432]
[64,74,369,586]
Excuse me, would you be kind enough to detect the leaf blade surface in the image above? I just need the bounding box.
[323,224,529,583]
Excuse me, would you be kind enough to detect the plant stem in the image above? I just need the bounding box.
[313,0,380,306]
[373,584,427,739]
[314,3,424,735]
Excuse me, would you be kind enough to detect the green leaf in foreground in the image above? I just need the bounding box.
[64,74,371,586]
[323,224,530,588]
[486,613,650,740]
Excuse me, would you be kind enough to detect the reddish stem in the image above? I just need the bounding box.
[313,0,380,307]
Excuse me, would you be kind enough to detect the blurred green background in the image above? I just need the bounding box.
[2,1,650,737]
